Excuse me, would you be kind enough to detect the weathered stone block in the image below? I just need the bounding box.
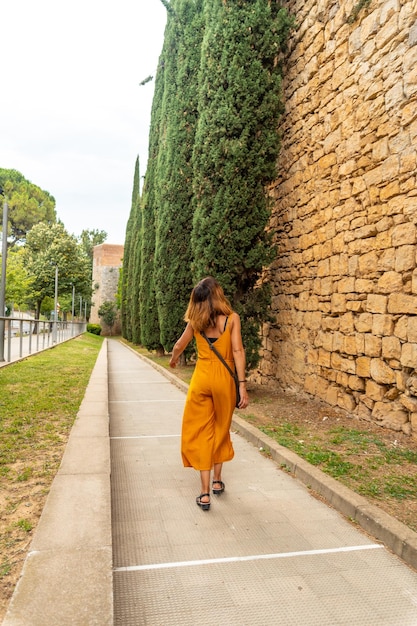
[364,334,382,357]
[331,293,347,313]
[408,317,417,342]
[394,316,408,340]
[316,376,330,400]
[400,395,417,412]
[326,385,339,406]
[338,277,355,293]
[401,343,417,367]
[370,358,396,384]
[372,314,394,336]
[372,401,408,430]
[377,271,403,293]
[366,294,387,313]
[355,279,375,294]
[338,392,357,412]
[378,248,396,271]
[358,251,379,275]
[317,348,331,367]
[412,269,417,295]
[366,379,386,402]
[395,245,416,272]
[334,353,356,374]
[391,222,416,246]
[356,356,371,377]
[339,312,354,334]
[357,402,372,420]
[355,313,373,333]
[388,293,417,314]
[382,336,402,360]
[344,335,358,355]
[349,375,365,391]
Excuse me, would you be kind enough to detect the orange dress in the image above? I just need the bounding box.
[181,316,236,470]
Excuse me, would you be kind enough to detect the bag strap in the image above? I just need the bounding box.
[200,331,237,380]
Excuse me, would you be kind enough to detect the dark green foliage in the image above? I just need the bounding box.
[139,46,166,352]
[87,323,102,335]
[98,301,117,335]
[139,75,153,86]
[346,0,372,23]
[0,168,56,245]
[154,0,205,352]
[121,157,141,342]
[191,0,294,368]
[127,0,293,368]
[130,166,143,344]
[159,0,175,15]
[78,229,107,261]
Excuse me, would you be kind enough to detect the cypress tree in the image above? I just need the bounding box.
[191,0,293,369]
[154,0,205,353]
[121,157,140,341]
[139,37,167,353]
[130,158,143,344]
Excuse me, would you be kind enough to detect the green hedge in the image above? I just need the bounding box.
[87,323,102,336]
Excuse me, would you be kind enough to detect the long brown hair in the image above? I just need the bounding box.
[184,277,233,332]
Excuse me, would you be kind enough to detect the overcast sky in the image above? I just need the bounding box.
[0,1,167,245]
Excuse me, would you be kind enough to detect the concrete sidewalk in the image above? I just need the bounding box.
[109,340,417,625]
[3,338,417,625]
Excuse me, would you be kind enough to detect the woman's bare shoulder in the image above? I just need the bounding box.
[229,311,240,327]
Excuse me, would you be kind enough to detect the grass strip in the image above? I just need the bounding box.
[0,333,104,597]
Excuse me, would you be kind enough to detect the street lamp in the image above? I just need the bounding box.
[71,284,75,336]
[0,197,9,362]
[52,264,58,343]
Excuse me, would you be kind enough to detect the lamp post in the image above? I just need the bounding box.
[71,284,75,336]
[52,264,58,343]
[0,199,9,362]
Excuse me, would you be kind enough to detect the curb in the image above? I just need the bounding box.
[132,345,417,572]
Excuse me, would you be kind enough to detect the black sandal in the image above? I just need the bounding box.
[196,493,210,511]
[212,480,225,495]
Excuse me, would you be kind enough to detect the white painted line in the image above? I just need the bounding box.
[113,544,383,572]
[109,399,184,403]
[110,380,172,384]
[111,435,181,439]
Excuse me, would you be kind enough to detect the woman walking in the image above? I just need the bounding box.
[170,276,248,511]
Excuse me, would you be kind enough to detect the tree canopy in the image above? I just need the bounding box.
[0,168,56,245]
[24,222,91,318]
[122,0,294,370]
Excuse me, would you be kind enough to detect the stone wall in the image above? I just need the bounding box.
[90,244,124,334]
[256,0,417,437]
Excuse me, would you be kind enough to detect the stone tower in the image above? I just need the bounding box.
[90,244,124,333]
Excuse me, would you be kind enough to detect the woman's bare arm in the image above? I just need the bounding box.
[169,323,194,367]
[230,314,249,408]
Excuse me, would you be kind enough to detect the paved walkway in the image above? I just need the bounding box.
[3,338,417,625]
[108,340,417,625]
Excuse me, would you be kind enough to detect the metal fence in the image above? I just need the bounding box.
[0,316,87,364]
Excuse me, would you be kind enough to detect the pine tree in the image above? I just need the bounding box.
[154,0,205,353]
[191,0,293,369]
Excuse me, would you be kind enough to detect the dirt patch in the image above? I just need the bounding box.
[0,448,65,621]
